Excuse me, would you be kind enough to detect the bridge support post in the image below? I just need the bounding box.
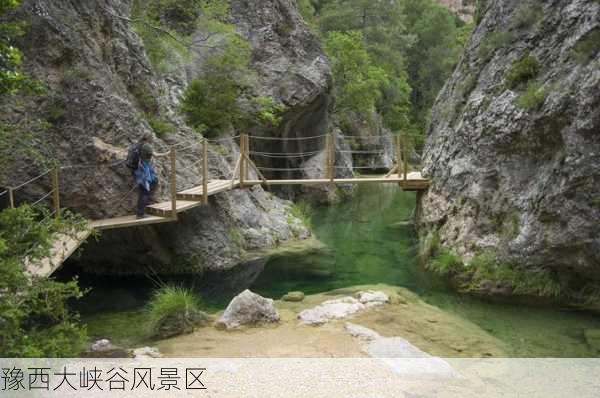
[395,134,402,173]
[244,134,250,182]
[324,134,330,180]
[170,149,178,220]
[239,134,246,188]
[203,138,209,205]
[330,131,336,182]
[51,166,60,220]
[402,134,409,182]
[8,187,14,209]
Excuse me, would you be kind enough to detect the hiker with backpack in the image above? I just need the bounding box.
[127,133,159,219]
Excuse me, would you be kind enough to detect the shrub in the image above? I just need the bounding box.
[505,55,540,89]
[516,81,547,110]
[510,3,544,30]
[288,201,314,230]
[130,84,160,114]
[572,28,600,64]
[478,31,515,61]
[229,228,246,249]
[0,205,89,357]
[254,96,286,128]
[148,117,175,137]
[418,230,440,266]
[146,286,207,338]
[465,252,562,299]
[474,0,489,24]
[427,249,463,276]
[146,0,202,35]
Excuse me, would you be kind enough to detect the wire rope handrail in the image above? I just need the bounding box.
[11,170,51,191]
[249,134,328,141]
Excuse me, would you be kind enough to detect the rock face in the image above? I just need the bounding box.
[437,0,476,22]
[3,0,324,274]
[216,289,280,329]
[419,1,600,290]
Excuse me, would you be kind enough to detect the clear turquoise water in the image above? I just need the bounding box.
[248,184,600,357]
[76,184,600,357]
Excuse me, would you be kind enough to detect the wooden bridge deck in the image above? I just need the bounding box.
[17,132,431,279]
[27,172,429,278]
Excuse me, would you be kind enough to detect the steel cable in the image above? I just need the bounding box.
[12,170,51,191]
[249,134,327,142]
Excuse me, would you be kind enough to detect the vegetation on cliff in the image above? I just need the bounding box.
[299,0,473,145]
[132,0,285,138]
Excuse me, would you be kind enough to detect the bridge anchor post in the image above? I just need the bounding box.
[51,166,60,220]
[202,138,209,205]
[8,187,14,209]
[170,149,178,220]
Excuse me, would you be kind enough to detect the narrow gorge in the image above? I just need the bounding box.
[1,0,599,367]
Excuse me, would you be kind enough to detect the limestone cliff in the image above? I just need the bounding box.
[419,0,600,301]
[437,0,475,22]
[1,0,330,273]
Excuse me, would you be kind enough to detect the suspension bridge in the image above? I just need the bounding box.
[1,133,429,278]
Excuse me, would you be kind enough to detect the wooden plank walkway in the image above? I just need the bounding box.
[29,172,429,278]
[25,229,93,278]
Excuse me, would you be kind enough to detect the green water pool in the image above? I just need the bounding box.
[78,184,600,357]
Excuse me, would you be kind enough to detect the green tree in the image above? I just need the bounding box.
[403,0,463,131]
[0,206,88,357]
[0,0,28,94]
[324,30,389,125]
[181,35,253,136]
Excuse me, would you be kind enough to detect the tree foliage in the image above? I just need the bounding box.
[303,0,467,141]
[0,206,89,357]
[324,31,388,122]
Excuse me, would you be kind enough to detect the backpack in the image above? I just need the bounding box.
[126,143,141,170]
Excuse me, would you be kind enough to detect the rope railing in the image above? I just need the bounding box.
[248,134,327,142]
[31,190,54,207]
[11,170,51,191]
[338,150,387,154]
[2,131,420,225]
[249,150,322,158]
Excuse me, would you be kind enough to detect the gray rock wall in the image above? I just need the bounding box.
[2,0,328,273]
[419,0,600,282]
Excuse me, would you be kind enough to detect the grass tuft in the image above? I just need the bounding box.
[146,286,204,337]
[515,81,547,111]
[505,55,540,89]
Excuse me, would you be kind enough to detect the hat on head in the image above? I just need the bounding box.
[141,143,154,160]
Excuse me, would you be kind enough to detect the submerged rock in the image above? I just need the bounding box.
[83,339,132,358]
[216,290,280,330]
[282,291,305,302]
